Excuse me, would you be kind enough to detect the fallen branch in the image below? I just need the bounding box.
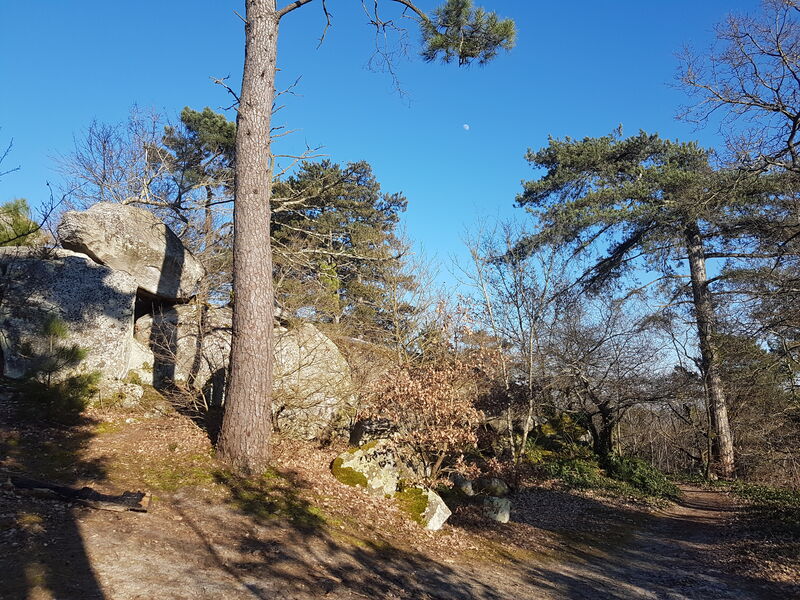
[0,470,151,513]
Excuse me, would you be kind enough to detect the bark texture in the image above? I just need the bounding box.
[217,0,279,474]
[684,221,736,478]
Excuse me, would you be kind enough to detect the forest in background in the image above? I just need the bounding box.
[2,0,800,499]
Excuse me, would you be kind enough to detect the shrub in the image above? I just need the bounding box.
[538,453,679,501]
[543,457,607,489]
[603,455,680,499]
[367,357,487,484]
[17,315,99,423]
[723,481,800,529]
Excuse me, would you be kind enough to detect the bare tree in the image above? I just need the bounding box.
[678,0,800,171]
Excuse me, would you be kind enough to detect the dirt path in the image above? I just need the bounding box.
[2,403,797,600]
[5,483,795,600]
[512,485,798,600]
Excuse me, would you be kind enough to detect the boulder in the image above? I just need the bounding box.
[451,473,475,497]
[482,496,511,523]
[273,323,354,439]
[394,487,452,531]
[58,202,205,301]
[134,304,230,391]
[332,441,401,496]
[473,477,510,498]
[0,248,137,380]
[134,306,353,439]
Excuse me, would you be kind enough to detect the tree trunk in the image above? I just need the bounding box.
[217,0,279,474]
[684,221,735,478]
[593,406,615,460]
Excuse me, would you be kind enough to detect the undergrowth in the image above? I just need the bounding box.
[536,453,679,502]
[721,481,800,530]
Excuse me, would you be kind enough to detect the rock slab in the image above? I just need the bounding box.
[58,202,205,301]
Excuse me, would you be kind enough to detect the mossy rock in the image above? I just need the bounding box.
[331,441,400,496]
[394,486,452,531]
[331,457,368,488]
[394,487,429,525]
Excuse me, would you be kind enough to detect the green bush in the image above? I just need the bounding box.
[538,454,679,501]
[21,372,100,424]
[18,315,99,423]
[604,455,680,500]
[0,198,43,247]
[723,481,800,529]
[543,457,606,489]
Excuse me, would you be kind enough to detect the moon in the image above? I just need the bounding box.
[462,124,470,131]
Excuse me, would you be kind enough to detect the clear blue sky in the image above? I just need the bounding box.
[0,1,757,284]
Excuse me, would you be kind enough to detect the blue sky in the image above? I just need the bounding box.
[0,1,757,284]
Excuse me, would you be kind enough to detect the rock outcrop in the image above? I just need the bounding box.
[0,247,137,380]
[134,305,354,439]
[1,202,354,442]
[58,202,205,301]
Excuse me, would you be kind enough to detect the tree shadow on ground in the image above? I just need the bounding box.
[171,466,508,600]
[0,390,108,599]
[449,486,800,600]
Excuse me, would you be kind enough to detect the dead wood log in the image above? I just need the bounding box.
[0,469,151,512]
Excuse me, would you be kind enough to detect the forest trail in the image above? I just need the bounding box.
[512,485,795,600]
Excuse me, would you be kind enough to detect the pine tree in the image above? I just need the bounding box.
[219,0,516,474]
[514,130,772,478]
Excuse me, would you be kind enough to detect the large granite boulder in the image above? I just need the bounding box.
[0,248,137,380]
[58,202,205,301]
[134,306,353,439]
[273,323,354,439]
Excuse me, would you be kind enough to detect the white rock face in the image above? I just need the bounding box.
[58,202,205,301]
[0,248,137,380]
[420,488,452,531]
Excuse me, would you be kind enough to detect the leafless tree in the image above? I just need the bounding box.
[678,0,800,171]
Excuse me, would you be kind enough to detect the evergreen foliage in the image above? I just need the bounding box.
[0,198,42,247]
[18,315,99,423]
[514,130,769,289]
[272,160,412,334]
[421,0,516,65]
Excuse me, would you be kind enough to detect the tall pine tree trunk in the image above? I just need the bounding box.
[217,0,278,474]
[684,221,735,478]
